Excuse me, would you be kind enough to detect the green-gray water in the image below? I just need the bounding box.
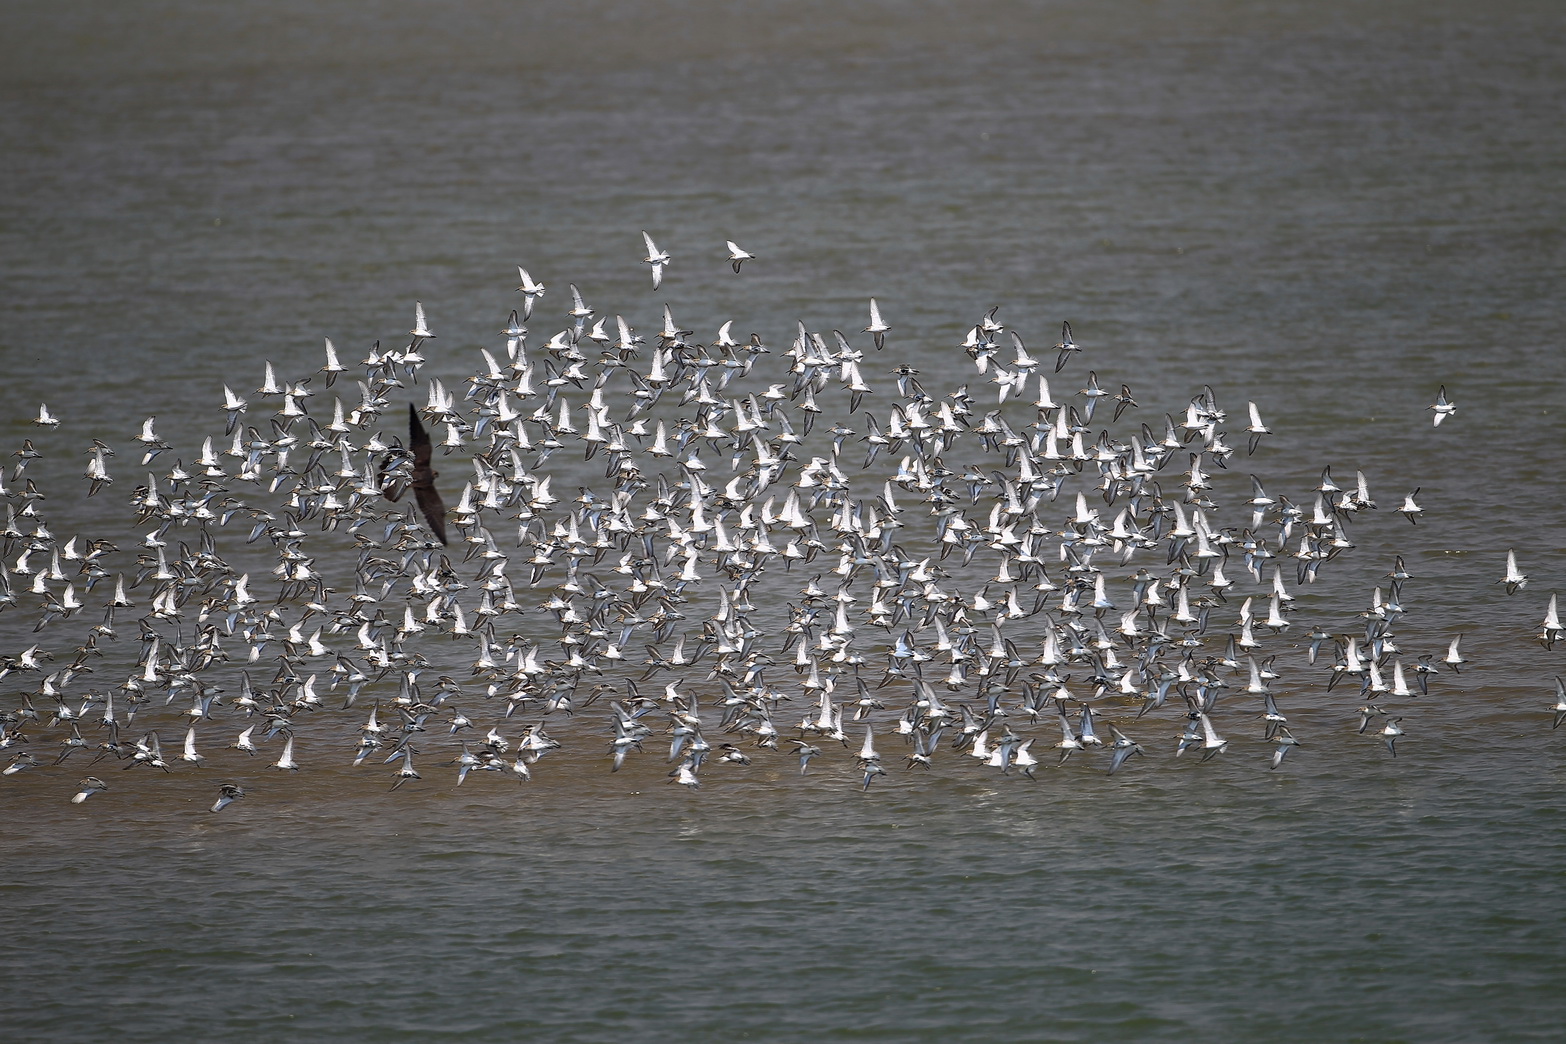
[2,2,1564,1040]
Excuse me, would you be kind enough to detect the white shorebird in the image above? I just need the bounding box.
[409,301,435,340]
[640,231,670,290]
[568,283,594,326]
[1399,488,1422,524]
[1500,549,1527,594]
[1443,635,1468,673]
[1052,321,1080,372]
[1245,401,1271,454]
[181,727,205,766]
[320,338,347,386]
[863,299,889,351]
[725,241,754,273]
[515,267,546,319]
[1540,595,1564,650]
[1551,677,1566,729]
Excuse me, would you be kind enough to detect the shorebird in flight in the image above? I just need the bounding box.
[641,232,670,290]
[515,267,546,319]
[725,241,754,273]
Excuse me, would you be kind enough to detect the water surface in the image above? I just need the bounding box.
[2,2,1565,1040]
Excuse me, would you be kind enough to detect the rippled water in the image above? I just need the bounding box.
[3,2,1565,1040]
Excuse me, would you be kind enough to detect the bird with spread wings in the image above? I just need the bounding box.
[381,404,448,544]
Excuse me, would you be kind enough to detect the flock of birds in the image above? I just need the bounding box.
[0,234,1559,811]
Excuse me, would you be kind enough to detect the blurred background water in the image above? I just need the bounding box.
[2,1,1565,1040]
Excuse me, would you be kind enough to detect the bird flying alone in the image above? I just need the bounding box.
[1245,401,1271,454]
[515,267,546,319]
[1400,488,1422,524]
[641,232,670,290]
[864,299,889,350]
[71,776,109,803]
[1053,322,1080,372]
[1501,549,1527,594]
[410,301,434,340]
[211,783,245,812]
[725,241,754,273]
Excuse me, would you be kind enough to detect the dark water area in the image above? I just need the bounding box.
[2,2,1565,1040]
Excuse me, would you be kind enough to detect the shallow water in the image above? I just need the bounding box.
[3,2,1566,1040]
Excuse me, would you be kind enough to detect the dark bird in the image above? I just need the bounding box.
[383,404,448,545]
[211,782,245,812]
[1113,383,1139,422]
